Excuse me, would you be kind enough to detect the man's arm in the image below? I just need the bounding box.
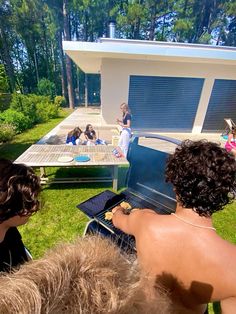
[112,206,137,235]
[112,206,146,235]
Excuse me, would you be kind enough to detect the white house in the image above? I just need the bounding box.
[63,38,236,133]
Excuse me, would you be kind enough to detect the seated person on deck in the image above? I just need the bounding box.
[84,124,106,146]
[66,127,83,145]
[0,159,41,272]
[112,140,236,314]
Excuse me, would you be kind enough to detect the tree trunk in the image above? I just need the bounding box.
[0,28,15,92]
[63,0,75,109]
[148,3,157,40]
[33,49,39,84]
[58,30,68,102]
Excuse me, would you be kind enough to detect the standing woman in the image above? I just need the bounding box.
[116,103,132,157]
[225,126,236,157]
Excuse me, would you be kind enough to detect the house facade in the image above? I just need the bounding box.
[63,38,236,133]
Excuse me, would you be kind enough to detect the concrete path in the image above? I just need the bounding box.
[38,107,224,151]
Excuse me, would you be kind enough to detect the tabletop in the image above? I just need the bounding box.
[14,144,129,167]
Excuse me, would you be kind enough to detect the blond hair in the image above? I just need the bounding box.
[0,236,171,314]
[120,103,130,112]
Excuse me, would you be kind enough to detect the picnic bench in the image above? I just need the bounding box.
[14,145,129,191]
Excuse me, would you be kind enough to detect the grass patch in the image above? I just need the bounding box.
[0,109,72,160]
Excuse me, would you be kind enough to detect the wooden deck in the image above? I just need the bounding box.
[14,145,129,191]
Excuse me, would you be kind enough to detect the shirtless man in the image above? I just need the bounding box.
[112,140,236,313]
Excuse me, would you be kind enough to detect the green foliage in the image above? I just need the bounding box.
[0,108,31,133]
[0,108,71,160]
[10,93,37,125]
[0,64,9,93]
[54,95,66,108]
[36,101,59,123]
[0,93,11,112]
[198,32,212,44]
[37,78,56,100]
[10,93,57,125]
[0,122,16,142]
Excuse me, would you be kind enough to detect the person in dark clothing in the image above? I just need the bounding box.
[84,124,106,146]
[0,159,41,272]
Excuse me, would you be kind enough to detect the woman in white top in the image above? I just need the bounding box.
[116,103,132,158]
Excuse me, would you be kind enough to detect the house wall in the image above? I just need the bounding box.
[100,58,236,133]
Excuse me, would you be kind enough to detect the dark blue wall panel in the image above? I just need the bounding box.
[128,75,204,132]
[202,79,236,132]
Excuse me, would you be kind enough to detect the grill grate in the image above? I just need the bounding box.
[78,190,170,252]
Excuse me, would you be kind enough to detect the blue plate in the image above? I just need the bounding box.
[74,155,90,162]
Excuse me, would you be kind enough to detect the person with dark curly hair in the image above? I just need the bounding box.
[0,159,41,272]
[112,140,236,313]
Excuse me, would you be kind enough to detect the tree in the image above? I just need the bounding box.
[0,0,16,91]
[0,63,9,93]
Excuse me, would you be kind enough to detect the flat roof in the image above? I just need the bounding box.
[63,38,236,73]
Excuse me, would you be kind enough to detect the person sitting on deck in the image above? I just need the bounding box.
[66,127,83,145]
[0,159,41,273]
[0,236,172,314]
[112,140,236,313]
[84,124,106,146]
[225,126,236,157]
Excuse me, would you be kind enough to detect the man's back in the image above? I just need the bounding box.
[113,208,236,313]
[112,140,236,313]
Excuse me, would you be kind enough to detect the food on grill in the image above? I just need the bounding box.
[120,201,132,210]
[105,211,113,220]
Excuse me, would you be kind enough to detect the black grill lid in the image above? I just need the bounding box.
[126,134,181,212]
[77,190,125,218]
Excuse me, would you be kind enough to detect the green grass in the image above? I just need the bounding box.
[0,109,72,160]
[0,113,235,314]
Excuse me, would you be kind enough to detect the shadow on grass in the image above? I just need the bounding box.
[41,166,128,191]
[0,142,34,160]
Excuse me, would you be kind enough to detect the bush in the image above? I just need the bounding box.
[36,101,59,123]
[0,109,31,133]
[37,78,56,100]
[10,93,37,126]
[10,93,52,125]
[54,95,66,108]
[0,123,16,142]
[0,93,11,112]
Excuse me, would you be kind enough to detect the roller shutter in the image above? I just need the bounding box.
[202,79,236,132]
[128,75,204,132]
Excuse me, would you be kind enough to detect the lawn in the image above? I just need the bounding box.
[0,110,235,314]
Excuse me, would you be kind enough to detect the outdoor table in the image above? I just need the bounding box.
[14,144,129,191]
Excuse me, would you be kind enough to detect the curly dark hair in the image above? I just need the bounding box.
[0,159,41,223]
[165,140,236,217]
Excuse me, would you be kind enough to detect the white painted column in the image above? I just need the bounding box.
[192,78,215,133]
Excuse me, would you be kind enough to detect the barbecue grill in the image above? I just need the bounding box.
[77,133,181,252]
